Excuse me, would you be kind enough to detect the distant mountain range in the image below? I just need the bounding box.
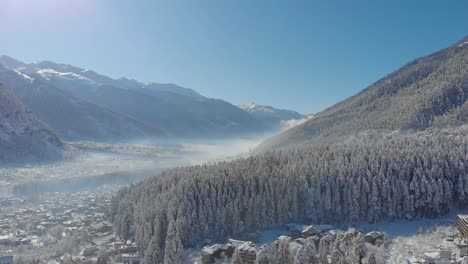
[0,56,303,142]
[259,36,468,151]
[0,64,162,142]
[0,83,66,163]
[240,102,304,121]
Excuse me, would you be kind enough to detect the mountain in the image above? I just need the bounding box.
[7,58,278,138]
[73,85,262,138]
[240,102,304,121]
[17,60,204,98]
[0,65,164,141]
[0,55,25,69]
[258,36,468,151]
[0,83,65,163]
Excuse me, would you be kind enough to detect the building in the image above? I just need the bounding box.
[364,231,385,246]
[237,241,257,264]
[299,224,333,238]
[458,215,468,239]
[201,242,235,264]
[456,215,468,259]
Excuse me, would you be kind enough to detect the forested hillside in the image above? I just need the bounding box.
[111,127,467,263]
[258,37,468,151]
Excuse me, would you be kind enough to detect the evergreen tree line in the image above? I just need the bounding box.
[111,130,467,263]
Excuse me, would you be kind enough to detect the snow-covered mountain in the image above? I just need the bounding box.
[258,36,468,151]
[1,57,300,139]
[15,60,204,99]
[0,65,164,141]
[0,56,306,140]
[240,102,304,120]
[0,83,65,163]
[0,55,26,69]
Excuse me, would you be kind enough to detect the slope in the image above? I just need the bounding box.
[258,36,468,150]
[0,84,65,163]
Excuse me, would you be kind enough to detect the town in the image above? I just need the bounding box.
[0,185,139,264]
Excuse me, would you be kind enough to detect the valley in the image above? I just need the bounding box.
[0,3,467,263]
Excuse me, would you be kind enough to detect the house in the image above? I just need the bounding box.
[458,215,468,239]
[454,238,468,258]
[201,244,224,264]
[301,224,334,238]
[238,241,256,264]
[202,241,237,263]
[364,231,384,245]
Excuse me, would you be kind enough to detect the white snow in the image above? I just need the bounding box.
[12,68,34,82]
[241,102,275,113]
[36,68,96,84]
[458,41,468,47]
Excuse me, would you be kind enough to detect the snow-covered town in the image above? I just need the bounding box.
[0,185,140,264]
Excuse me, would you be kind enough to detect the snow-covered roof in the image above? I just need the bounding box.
[202,244,222,255]
[365,231,383,239]
[238,241,256,255]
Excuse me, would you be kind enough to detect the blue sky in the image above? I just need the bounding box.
[0,0,466,114]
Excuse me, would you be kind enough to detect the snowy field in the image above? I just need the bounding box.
[387,225,457,263]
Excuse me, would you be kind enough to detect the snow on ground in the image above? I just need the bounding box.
[256,227,291,245]
[459,41,468,47]
[386,225,457,264]
[358,214,463,264]
[358,215,456,238]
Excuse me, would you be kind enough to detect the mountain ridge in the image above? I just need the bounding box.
[258,36,468,151]
[0,65,165,141]
[1,56,304,140]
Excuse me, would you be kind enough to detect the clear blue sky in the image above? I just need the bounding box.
[1,0,466,114]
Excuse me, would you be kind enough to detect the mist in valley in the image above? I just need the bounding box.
[0,129,285,198]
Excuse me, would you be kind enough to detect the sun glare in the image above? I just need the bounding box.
[2,0,93,26]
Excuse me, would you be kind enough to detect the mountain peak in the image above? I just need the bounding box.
[240,102,304,120]
[0,55,26,69]
[240,102,258,110]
